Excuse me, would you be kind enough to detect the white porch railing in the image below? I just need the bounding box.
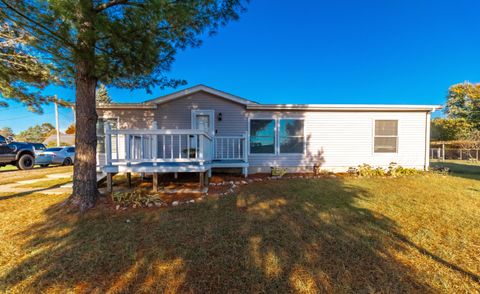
[213,133,248,162]
[104,124,213,166]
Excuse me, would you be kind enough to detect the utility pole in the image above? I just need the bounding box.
[71,106,76,124]
[54,96,60,146]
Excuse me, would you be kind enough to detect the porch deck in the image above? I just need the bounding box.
[103,160,249,173]
[99,125,249,192]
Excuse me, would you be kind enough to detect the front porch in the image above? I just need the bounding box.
[99,124,249,192]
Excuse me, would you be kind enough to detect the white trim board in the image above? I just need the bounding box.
[147,84,258,106]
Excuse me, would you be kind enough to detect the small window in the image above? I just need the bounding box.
[250,119,275,154]
[0,135,6,144]
[67,147,75,153]
[97,118,118,153]
[374,120,398,153]
[279,119,304,153]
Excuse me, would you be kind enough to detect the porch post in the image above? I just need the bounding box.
[153,173,159,192]
[199,134,204,162]
[199,171,205,189]
[243,132,248,163]
[152,121,158,166]
[105,124,112,166]
[204,171,209,186]
[127,172,132,188]
[107,173,113,193]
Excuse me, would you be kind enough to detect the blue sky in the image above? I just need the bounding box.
[1,0,479,133]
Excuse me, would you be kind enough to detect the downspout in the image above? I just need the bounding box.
[424,109,433,171]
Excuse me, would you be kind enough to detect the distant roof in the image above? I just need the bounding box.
[43,133,75,145]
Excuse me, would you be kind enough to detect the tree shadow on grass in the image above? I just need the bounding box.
[1,178,437,293]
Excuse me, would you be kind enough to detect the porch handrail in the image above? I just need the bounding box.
[106,128,212,140]
[104,125,213,166]
[214,132,248,161]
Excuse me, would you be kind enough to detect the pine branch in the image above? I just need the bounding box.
[94,0,144,12]
[0,0,76,49]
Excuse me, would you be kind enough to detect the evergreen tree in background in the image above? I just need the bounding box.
[0,0,247,211]
[95,83,111,104]
[445,82,480,129]
[15,123,55,142]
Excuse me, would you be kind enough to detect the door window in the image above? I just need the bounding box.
[196,115,210,132]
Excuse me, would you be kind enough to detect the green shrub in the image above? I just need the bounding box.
[387,162,420,176]
[355,164,387,177]
[349,163,420,177]
[271,167,287,177]
[113,189,165,207]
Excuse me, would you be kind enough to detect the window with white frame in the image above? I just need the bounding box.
[250,119,275,154]
[97,118,118,153]
[374,120,398,153]
[279,119,304,153]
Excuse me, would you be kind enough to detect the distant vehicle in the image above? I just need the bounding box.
[0,135,36,170]
[28,143,47,155]
[35,146,75,167]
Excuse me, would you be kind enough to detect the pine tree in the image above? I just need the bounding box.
[95,83,111,104]
[0,0,246,211]
[0,22,59,112]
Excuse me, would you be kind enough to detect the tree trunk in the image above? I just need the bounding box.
[64,0,98,211]
[65,60,98,211]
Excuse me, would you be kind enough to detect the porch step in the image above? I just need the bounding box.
[97,172,108,184]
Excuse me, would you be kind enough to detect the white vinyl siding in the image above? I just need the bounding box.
[154,91,248,136]
[247,111,427,171]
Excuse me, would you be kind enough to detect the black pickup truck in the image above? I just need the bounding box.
[0,135,36,170]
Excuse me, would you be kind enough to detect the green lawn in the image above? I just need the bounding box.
[0,169,479,293]
[431,159,480,180]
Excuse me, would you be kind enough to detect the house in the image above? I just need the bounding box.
[96,85,441,190]
[43,132,75,147]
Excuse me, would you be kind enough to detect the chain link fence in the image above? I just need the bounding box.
[430,147,480,161]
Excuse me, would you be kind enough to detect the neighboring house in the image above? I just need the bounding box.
[96,85,440,186]
[43,133,75,147]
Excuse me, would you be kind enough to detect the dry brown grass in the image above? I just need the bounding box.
[0,170,479,293]
[0,166,73,185]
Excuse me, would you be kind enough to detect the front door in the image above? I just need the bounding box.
[191,110,214,136]
[190,110,214,158]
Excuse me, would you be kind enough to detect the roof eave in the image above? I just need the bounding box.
[246,104,442,112]
[145,84,258,106]
[96,103,156,110]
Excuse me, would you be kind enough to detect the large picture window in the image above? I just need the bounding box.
[374,120,398,153]
[250,119,275,154]
[279,119,304,153]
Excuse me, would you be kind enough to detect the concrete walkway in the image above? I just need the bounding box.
[1,172,73,195]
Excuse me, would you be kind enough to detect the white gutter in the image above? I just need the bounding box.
[247,104,443,112]
[97,102,443,112]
